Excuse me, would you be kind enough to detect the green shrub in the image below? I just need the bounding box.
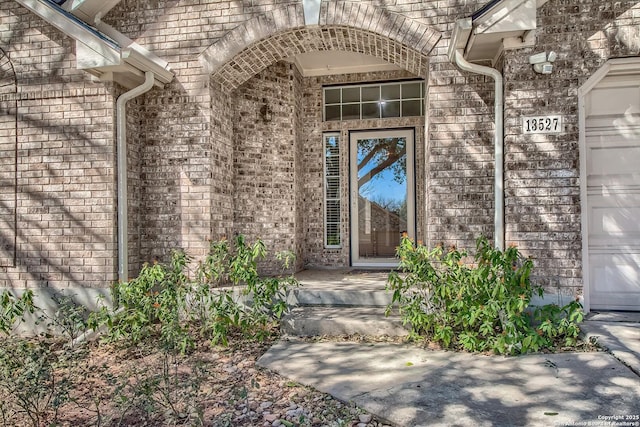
[0,289,35,336]
[90,235,299,352]
[89,249,193,353]
[0,338,73,426]
[387,236,583,355]
[193,235,299,345]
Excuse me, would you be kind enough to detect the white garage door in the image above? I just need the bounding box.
[584,67,640,311]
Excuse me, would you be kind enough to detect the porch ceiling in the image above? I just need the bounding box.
[291,51,400,77]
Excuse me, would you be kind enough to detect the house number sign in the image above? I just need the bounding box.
[522,115,562,134]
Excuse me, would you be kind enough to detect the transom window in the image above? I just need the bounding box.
[323,80,425,121]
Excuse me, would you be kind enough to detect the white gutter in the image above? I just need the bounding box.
[449,18,505,250]
[15,0,120,60]
[16,0,173,88]
[116,71,154,282]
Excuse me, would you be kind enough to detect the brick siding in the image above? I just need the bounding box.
[1,0,639,299]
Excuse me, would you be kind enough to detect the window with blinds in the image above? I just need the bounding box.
[324,133,341,248]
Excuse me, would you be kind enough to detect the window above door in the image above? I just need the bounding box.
[323,80,425,122]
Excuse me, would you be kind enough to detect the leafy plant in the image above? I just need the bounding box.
[46,293,89,347]
[194,235,300,345]
[90,235,299,351]
[387,236,584,355]
[0,289,35,335]
[0,338,72,426]
[89,249,193,353]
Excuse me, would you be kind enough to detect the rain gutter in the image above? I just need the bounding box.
[448,17,505,250]
[116,71,154,282]
[17,0,175,282]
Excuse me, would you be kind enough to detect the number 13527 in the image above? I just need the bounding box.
[522,115,562,134]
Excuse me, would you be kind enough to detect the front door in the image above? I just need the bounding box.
[350,129,415,267]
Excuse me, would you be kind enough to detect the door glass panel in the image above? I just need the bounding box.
[342,104,360,120]
[401,82,422,99]
[325,88,341,104]
[402,100,422,117]
[355,136,408,260]
[325,105,341,121]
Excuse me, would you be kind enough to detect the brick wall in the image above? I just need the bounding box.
[210,81,234,241]
[2,0,639,298]
[502,0,640,295]
[0,48,17,268]
[126,95,143,277]
[0,1,119,289]
[231,61,303,272]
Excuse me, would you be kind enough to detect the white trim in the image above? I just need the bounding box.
[15,0,120,60]
[579,57,640,98]
[578,76,590,313]
[349,129,415,267]
[578,57,640,313]
[17,0,173,88]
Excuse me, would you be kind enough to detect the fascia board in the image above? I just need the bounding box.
[448,18,473,63]
[62,0,122,19]
[16,0,120,56]
[75,40,120,68]
[17,0,174,86]
[474,0,536,34]
[121,48,173,85]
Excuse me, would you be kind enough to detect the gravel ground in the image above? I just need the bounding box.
[0,334,392,427]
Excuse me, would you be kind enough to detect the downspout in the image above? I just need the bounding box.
[451,50,505,250]
[116,71,155,282]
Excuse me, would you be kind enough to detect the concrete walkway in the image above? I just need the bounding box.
[581,311,640,377]
[258,320,640,426]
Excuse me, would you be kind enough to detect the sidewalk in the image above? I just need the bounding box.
[580,311,640,376]
[258,324,640,426]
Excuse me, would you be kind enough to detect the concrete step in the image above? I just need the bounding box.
[282,306,408,337]
[287,288,393,307]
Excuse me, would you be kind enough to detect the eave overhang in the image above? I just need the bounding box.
[15,0,173,88]
[450,0,549,66]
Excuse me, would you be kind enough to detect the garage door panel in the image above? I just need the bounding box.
[590,253,640,310]
[587,145,640,179]
[587,83,640,117]
[588,192,640,243]
[589,207,640,243]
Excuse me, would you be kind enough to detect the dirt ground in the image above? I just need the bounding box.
[0,334,389,427]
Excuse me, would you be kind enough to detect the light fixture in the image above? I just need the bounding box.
[259,98,273,123]
[529,51,557,75]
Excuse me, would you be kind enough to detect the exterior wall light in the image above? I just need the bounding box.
[259,98,273,123]
[530,51,557,74]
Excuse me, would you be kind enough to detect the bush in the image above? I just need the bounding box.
[387,236,583,355]
[89,235,299,352]
[0,289,35,336]
[0,338,73,426]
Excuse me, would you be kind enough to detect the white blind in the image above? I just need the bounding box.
[324,133,341,247]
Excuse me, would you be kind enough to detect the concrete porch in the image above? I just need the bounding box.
[283,269,408,337]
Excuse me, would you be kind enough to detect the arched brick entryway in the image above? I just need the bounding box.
[200,1,441,89]
[202,2,440,271]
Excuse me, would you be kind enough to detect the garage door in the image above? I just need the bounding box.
[583,66,640,311]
